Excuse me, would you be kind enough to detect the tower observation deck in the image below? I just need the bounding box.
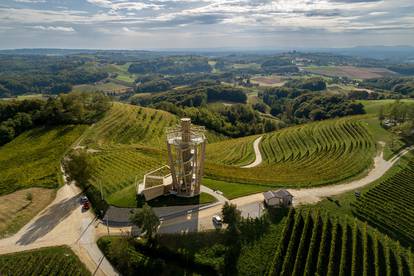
[166,118,206,197]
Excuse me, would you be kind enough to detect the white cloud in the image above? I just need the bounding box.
[87,0,163,11]
[14,0,46,3]
[31,25,75,32]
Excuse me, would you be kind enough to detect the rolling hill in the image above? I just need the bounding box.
[205,117,375,188]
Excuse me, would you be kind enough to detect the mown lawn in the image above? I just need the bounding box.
[202,178,271,199]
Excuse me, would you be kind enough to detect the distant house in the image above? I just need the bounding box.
[263,189,293,207]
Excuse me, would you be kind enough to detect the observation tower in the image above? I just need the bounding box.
[166,118,206,197]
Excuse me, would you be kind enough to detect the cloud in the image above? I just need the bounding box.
[31,25,75,32]
[0,0,413,48]
[87,0,162,11]
[14,0,46,3]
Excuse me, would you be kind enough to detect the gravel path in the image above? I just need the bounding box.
[241,136,263,168]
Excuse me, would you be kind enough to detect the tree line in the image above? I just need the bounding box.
[0,92,110,145]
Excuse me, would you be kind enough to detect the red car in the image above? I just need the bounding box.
[82,201,90,210]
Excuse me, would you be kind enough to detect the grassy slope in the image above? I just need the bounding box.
[0,246,90,275]
[0,125,87,195]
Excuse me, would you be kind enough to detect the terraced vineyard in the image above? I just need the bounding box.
[268,210,413,276]
[0,246,90,275]
[206,135,259,166]
[83,102,178,147]
[205,117,375,187]
[89,145,166,205]
[352,155,414,245]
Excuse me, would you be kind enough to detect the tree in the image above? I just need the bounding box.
[65,149,93,186]
[222,202,242,275]
[130,203,160,240]
[0,124,15,145]
[222,202,241,228]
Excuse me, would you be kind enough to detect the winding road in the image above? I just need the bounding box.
[241,136,263,168]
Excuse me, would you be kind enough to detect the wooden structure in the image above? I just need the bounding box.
[263,189,293,207]
[166,118,206,197]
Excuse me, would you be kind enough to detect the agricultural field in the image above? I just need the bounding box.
[352,153,414,246]
[205,117,375,190]
[0,246,90,275]
[357,99,414,115]
[251,75,285,87]
[268,210,413,276]
[71,82,130,94]
[303,66,398,79]
[0,125,87,196]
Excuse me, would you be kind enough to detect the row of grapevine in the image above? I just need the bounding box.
[352,160,414,245]
[267,211,413,276]
[205,117,375,187]
[0,246,90,275]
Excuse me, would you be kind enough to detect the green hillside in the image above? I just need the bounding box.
[0,246,90,275]
[268,210,413,276]
[205,117,375,188]
[0,125,87,196]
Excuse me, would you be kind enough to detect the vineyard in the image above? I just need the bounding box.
[205,117,375,187]
[81,102,227,206]
[0,246,90,275]
[352,155,414,245]
[82,102,178,147]
[206,134,259,166]
[267,210,414,276]
[0,125,87,196]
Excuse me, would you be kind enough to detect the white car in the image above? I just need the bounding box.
[212,215,222,225]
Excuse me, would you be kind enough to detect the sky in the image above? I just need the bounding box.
[0,0,413,50]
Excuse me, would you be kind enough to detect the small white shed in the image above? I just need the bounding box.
[263,189,293,207]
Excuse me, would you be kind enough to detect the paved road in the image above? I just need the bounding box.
[241,136,263,168]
